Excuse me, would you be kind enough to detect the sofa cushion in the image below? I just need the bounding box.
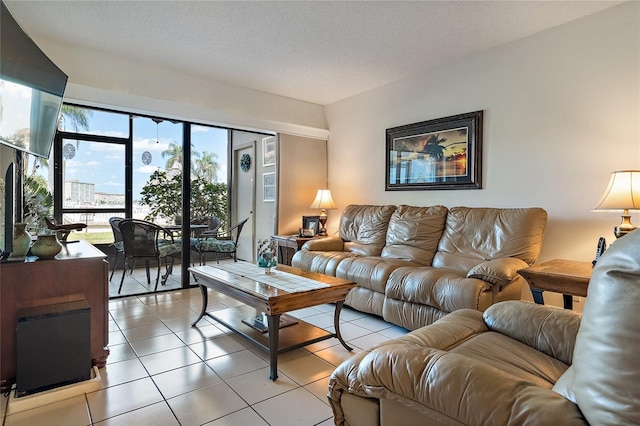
[291,249,354,277]
[483,301,581,366]
[434,207,548,271]
[381,204,448,265]
[339,204,396,256]
[385,266,490,312]
[571,228,640,426]
[337,257,421,294]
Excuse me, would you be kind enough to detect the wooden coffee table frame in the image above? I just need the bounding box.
[189,264,357,380]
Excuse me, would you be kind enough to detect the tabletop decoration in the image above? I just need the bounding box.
[257,238,278,274]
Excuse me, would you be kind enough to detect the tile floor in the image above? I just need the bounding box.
[1,264,409,426]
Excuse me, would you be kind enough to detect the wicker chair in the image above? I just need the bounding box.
[108,217,125,281]
[117,219,181,294]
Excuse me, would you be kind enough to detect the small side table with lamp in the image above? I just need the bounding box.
[519,170,640,311]
[309,189,336,236]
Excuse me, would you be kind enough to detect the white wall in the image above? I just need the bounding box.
[325,2,638,258]
[324,2,639,307]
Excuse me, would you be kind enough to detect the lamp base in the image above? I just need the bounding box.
[614,214,636,238]
[318,217,328,236]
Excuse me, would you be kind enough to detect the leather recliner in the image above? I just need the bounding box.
[328,228,640,425]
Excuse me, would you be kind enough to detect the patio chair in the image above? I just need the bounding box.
[108,217,125,281]
[117,219,181,294]
[188,216,222,244]
[194,217,249,265]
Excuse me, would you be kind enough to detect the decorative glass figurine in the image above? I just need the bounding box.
[257,238,278,274]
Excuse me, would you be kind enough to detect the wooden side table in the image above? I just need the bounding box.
[271,235,316,266]
[518,259,593,310]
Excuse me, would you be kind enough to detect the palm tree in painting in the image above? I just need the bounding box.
[423,134,447,159]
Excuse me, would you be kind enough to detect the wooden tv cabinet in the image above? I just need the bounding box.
[0,240,110,392]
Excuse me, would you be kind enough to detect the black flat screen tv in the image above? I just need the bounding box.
[0,1,67,159]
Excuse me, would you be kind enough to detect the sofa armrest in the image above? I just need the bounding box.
[483,301,581,365]
[329,341,586,426]
[302,236,345,251]
[467,257,530,285]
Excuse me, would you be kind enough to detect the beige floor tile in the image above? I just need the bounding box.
[93,401,179,426]
[225,368,298,405]
[338,307,369,322]
[129,333,186,357]
[350,331,394,350]
[302,313,335,329]
[205,407,269,425]
[4,395,90,426]
[205,349,268,379]
[99,358,148,389]
[87,377,163,422]
[105,342,137,363]
[138,293,176,306]
[145,299,188,312]
[287,306,323,319]
[167,382,247,426]
[378,324,410,339]
[314,344,360,367]
[173,323,227,345]
[120,322,173,342]
[334,322,372,341]
[351,314,394,332]
[108,304,152,320]
[304,376,331,406]
[154,307,195,322]
[108,297,146,311]
[113,313,164,330]
[161,315,199,332]
[188,335,249,361]
[108,330,127,346]
[304,337,341,353]
[252,387,333,426]
[278,354,335,386]
[152,363,222,399]
[139,346,202,376]
[314,304,337,313]
[249,346,311,364]
[316,417,336,426]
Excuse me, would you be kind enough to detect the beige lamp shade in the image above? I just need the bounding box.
[594,170,640,238]
[309,189,336,211]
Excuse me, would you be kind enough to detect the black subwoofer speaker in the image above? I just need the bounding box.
[16,300,91,397]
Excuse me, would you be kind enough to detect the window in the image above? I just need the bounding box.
[27,104,230,244]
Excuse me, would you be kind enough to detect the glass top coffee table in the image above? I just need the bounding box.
[189,262,357,380]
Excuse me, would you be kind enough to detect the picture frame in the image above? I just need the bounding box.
[302,215,320,236]
[262,136,276,167]
[263,172,275,202]
[385,110,483,191]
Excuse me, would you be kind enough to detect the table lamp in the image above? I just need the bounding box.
[309,189,336,236]
[593,170,640,238]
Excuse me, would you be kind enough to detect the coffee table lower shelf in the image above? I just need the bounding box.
[206,305,336,354]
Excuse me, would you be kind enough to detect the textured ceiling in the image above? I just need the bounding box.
[5,1,624,105]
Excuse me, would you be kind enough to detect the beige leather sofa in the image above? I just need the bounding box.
[292,204,547,330]
[328,228,640,426]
